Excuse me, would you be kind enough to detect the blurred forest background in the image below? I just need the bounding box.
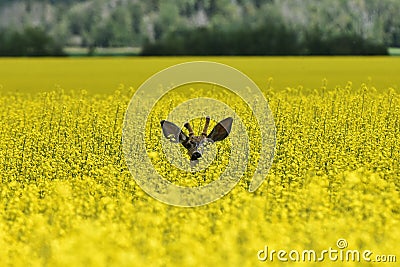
[0,0,399,56]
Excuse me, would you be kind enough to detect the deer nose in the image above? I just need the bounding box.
[191,151,202,160]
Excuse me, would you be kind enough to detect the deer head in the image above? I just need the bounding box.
[160,117,233,163]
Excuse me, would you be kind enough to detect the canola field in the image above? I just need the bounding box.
[0,57,399,266]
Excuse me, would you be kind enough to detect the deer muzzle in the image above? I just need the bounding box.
[191,151,202,161]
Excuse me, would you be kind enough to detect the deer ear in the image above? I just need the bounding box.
[207,117,233,142]
[161,120,188,143]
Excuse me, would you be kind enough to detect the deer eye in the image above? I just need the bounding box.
[183,142,192,149]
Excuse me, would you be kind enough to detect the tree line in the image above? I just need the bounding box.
[0,27,64,56]
[0,0,398,56]
[142,18,387,56]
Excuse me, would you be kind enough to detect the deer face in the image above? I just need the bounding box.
[160,117,233,163]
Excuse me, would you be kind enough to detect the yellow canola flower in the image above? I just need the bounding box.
[0,73,399,267]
